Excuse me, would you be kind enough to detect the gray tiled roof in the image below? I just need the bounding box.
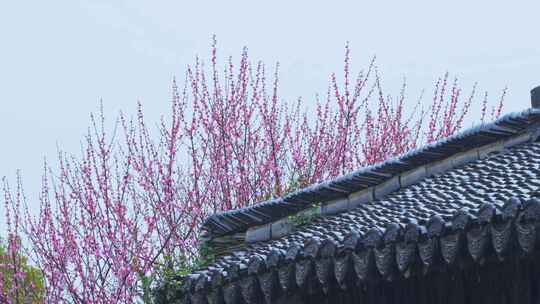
[204,140,540,272]
[168,109,540,304]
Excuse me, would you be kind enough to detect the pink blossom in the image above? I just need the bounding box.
[2,39,506,303]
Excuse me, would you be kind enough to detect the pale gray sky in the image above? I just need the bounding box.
[1,0,539,231]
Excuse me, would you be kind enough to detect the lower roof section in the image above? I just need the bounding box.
[164,195,540,304]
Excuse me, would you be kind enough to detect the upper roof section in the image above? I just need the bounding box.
[202,109,540,238]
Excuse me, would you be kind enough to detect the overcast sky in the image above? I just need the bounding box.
[1,1,539,231]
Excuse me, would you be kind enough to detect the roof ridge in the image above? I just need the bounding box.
[202,108,540,237]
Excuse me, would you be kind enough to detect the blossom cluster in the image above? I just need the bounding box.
[2,37,505,303]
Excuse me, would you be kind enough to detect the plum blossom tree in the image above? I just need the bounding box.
[2,37,505,303]
[2,177,45,304]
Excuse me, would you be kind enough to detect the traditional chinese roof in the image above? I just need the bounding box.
[160,108,540,304]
